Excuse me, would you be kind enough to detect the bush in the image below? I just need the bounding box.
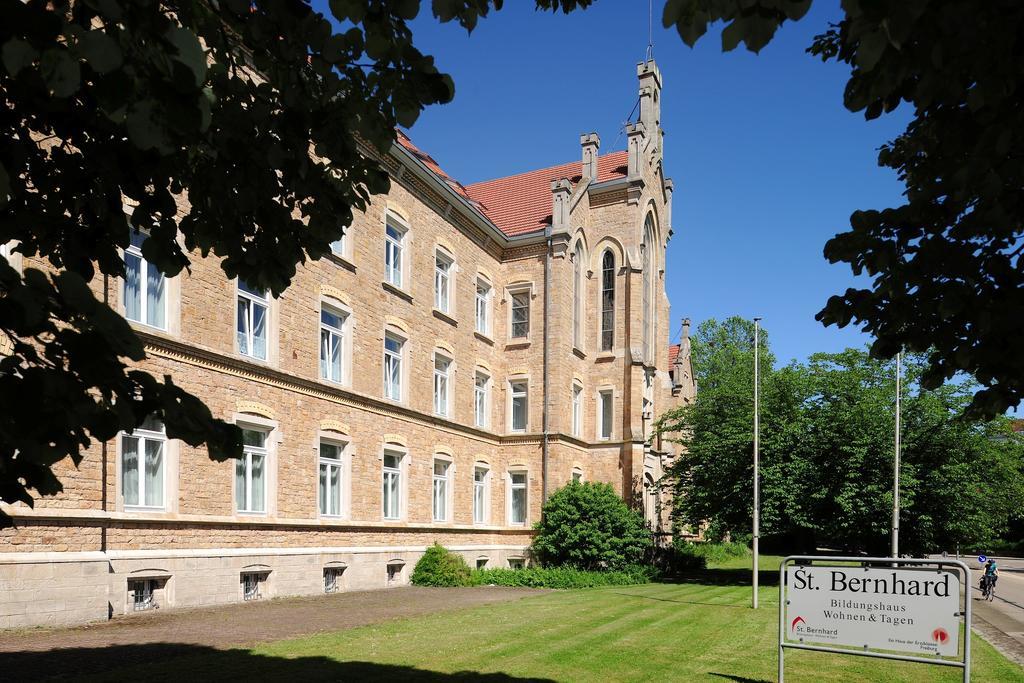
[651,544,707,576]
[411,543,472,587]
[472,565,658,589]
[531,481,652,570]
[675,541,750,567]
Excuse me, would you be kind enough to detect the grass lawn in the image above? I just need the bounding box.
[85,556,1022,682]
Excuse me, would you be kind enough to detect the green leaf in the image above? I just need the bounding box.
[40,48,80,98]
[165,26,207,88]
[2,38,38,77]
[78,30,122,74]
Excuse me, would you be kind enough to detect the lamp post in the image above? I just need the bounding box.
[753,317,762,609]
[891,352,902,560]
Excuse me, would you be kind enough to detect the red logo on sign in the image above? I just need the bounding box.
[932,628,949,644]
[791,616,806,632]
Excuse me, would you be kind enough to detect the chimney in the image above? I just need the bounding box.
[626,122,645,179]
[580,133,600,183]
[550,178,572,233]
[637,60,662,137]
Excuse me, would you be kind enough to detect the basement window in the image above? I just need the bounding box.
[324,567,345,594]
[129,579,157,611]
[476,558,488,569]
[386,561,405,585]
[509,558,525,570]
[241,572,266,601]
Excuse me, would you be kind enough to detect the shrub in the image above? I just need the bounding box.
[472,565,658,589]
[651,544,707,576]
[675,541,750,567]
[411,543,472,587]
[531,481,652,570]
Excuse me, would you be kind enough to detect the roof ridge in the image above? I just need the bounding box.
[465,149,628,190]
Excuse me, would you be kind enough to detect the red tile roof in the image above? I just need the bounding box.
[394,130,629,238]
[394,130,474,202]
[668,344,680,366]
[464,151,630,237]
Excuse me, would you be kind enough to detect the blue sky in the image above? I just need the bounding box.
[320,1,914,367]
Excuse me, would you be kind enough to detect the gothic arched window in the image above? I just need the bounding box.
[641,215,655,360]
[600,250,615,351]
[572,241,584,348]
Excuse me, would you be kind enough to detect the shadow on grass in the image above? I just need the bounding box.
[664,567,782,587]
[0,643,556,682]
[709,673,771,683]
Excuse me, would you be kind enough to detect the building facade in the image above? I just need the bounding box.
[0,60,694,628]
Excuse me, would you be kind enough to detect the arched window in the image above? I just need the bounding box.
[600,250,615,351]
[572,241,584,348]
[641,215,655,360]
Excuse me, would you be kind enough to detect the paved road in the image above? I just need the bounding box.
[964,556,1024,666]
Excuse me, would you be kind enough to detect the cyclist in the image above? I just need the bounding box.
[982,559,998,599]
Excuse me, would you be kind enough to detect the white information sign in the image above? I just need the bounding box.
[785,565,961,657]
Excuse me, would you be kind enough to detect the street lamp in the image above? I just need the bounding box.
[891,352,902,560]
[753,317,762,609]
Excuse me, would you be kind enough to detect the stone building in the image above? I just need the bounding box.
[0,60,694,628]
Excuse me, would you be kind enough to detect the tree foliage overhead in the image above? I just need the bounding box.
[657,317,1024,555]
[0,0,579,527]
[661,1,1024,420]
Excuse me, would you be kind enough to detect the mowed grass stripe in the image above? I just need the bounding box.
[86,578,1023,682]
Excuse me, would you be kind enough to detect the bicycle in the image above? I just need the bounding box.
[980,575,997,602]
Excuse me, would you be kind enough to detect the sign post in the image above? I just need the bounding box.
[778,556,971,682]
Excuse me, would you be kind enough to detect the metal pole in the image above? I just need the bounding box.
[964,559,972,683]
[753,317,761,609]
[891,352,901,559]
[778,557,786,682]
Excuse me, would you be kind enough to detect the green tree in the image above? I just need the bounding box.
[657,0,1024,419]
[0,0,585,527]
[531,481,651,570]
[658,319,1024,554]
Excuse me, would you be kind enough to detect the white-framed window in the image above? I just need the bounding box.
[510,289,530,339]
[382,449,403,520]
[572,241,584,349]
[474,372,490,428]
[598,389,613,440]
[237,280,269,360]
[509,471,527,526]
[330,226,347,260]
[384,215,406,287]
[571,382,582,438]
[383,332,404,402]
[600,249,615,351]
[121,417,166,510]
[319,304,347,384]
[572,468,584,483]
[123,231,167,330]
[432,458,450,522]
[473,465,489,524]
[475,277,492,336]
[236,428,268,513]
[509,380,528,432]
[433,353,452,417]
[319,440,344,517]
[476,558,488,569]
[434,249,453,313]
[324,566,344,593]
